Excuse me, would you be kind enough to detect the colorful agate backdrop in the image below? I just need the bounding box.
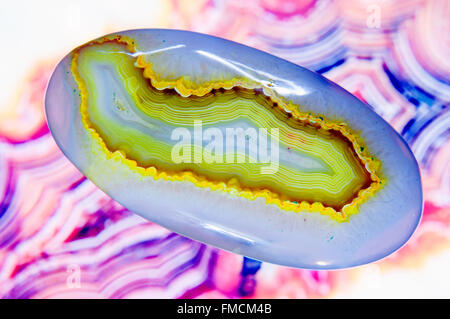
[0,0,448,298]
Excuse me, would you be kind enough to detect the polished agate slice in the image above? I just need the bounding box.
[45,29,422,269]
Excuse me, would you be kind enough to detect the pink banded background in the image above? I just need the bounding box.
[0,0,449,298]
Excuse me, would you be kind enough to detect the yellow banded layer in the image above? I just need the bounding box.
[71,36,383,222]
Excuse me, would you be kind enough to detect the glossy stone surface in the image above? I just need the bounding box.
[45,29,422,269]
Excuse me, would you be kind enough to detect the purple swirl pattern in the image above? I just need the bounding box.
[0,0,449,298]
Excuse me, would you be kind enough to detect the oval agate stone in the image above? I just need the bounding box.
[45,29,423,269]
